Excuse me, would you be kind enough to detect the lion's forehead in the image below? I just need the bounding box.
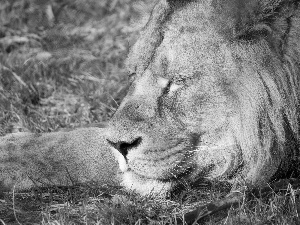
[153,34,227,77]
[128,1,238,81]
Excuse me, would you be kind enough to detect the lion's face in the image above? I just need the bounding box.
[106,0,299,195]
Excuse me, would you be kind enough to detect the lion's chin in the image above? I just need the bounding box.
[121,171,172,197]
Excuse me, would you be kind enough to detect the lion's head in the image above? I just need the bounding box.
[106,0,300,196]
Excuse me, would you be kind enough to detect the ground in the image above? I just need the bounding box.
[0,0,300,224]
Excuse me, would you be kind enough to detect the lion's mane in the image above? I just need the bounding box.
[213,0,300,182]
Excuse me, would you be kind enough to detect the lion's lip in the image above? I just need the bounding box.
[125,165,196,183]
[126,154,197,182]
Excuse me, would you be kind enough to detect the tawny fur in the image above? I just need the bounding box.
[109,0,300,195]
[1,0,300,196]
[0,128,118,191]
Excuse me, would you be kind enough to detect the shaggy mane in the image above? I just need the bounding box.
[223,0,300,181]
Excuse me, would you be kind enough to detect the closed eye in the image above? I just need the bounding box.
[128,73,136,83]
[158,77,183,95]
[169,82,182,93]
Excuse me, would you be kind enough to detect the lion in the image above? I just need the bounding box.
[1,0,300,221]
[106,0,300,196]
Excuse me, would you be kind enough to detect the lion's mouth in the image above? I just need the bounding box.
[122,136,201,181]
[126,154,198,183]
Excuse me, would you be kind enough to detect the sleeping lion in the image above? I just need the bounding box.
[1,0,300,221]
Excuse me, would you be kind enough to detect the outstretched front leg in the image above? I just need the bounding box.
[0,127,119,192]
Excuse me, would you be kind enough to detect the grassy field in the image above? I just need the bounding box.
[1,0,300,224]
[0,0,135,133]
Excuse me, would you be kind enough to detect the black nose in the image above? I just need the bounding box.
[107,137,142,157]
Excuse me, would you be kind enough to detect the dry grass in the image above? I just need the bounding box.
[0,0,135,133]
[1,0,300,224]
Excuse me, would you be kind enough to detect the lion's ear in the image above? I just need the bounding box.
[212,0,296,42]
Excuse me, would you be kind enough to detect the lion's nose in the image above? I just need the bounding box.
[106,137,142,157]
